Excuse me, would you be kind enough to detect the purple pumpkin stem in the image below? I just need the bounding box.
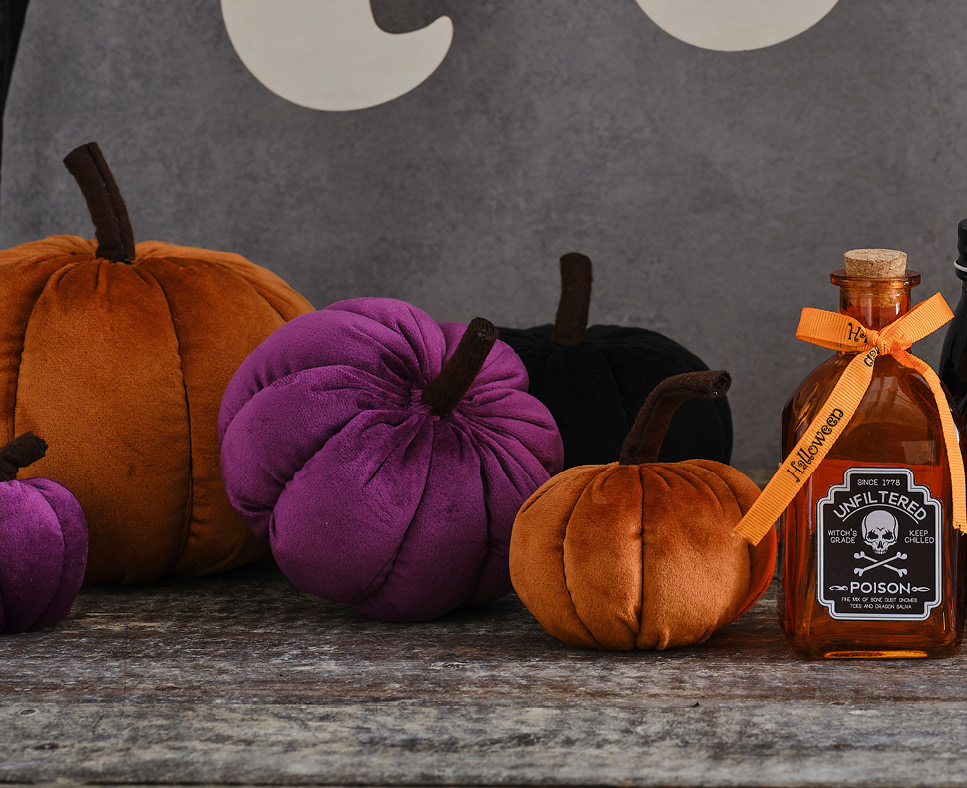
[618,370,731,465]
[63,142,135,264]
[422,317,498,417]
[0,432,48,482]
[550,252,592,346]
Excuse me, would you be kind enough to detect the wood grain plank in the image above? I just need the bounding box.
[0,558,963,786]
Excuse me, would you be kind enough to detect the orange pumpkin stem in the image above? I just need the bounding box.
[550,253,592,346]
[618,370,731,465]
[0,431,47,482]
[422,317,498,417]
[63,142,136,264]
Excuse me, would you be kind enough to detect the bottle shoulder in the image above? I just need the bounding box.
[782,354,852,427]
[782,352,963,464]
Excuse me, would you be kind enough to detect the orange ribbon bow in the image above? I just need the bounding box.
[734,292,966,545]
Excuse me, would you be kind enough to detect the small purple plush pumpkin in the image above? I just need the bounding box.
[218,297,564,621]
[0,432,88,633]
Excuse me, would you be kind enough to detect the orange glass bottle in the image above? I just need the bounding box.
[778,249,966,658]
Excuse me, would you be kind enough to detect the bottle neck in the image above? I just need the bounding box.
[831,269,920,331]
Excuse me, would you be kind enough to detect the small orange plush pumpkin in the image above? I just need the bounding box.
[509,370,776,650]
[0,142,313,584]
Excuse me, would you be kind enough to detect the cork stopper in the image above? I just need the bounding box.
[843,249,907,278]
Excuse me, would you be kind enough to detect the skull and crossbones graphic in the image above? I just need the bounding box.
[854,509,906,576]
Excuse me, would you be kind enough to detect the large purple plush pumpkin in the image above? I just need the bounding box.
[0,432,88,633]
[218,297,564,621]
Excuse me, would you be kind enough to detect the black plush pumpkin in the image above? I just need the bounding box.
[498,253,732,468]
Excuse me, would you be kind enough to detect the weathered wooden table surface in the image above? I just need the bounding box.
[4,535,967,785]
[0,563,967,786]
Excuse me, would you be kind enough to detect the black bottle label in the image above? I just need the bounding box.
[815,464,942,620]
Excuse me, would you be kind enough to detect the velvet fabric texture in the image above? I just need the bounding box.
[0,437,88,633]
[509,460,775,650]
[0,236,313,583]
[218,297,565,622]
[499,324,734,467]
[499,254,732,468]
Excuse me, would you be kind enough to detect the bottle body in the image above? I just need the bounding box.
[938,218,967,411]
[779,271,966,658]
[940,280,967,413]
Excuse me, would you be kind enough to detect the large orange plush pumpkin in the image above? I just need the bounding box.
[510,371,776,650]
[0,142,313,583]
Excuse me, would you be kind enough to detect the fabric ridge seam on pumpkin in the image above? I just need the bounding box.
[231,387,372,521]
[3,254,120,457]
[349,418,437,608]
[148,249,302,326]
[446,417,495,606]
[668,463,726,513]
[637,465,673,649]
[457,417,544,483]
[360,413,426,487]
[327,301,436,381]
[201,256,297,322]
[449,415,538,605]
[26,487,67,630]
[645,464,673,492]
[142,265,195,571]
[138,244,309,304]
[1,483,62,630]
[638,464,647,634]
[560,474,606,649]
[409,315,437,382]
[688,459,770,618]
[10,262,80,442]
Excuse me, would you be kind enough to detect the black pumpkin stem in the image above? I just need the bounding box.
[550,252,592,346]
[0,431,47,482]
[63,142,135,264]
[422,317,498,417]
[618,371,731,465]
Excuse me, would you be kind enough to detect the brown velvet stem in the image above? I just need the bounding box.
[63,142,135,263]
[0,431,47,482]
[422,317,498,417]
[618,370,731,465]
[550,252,592,346]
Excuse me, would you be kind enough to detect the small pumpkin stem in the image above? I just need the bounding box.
[0,432,48,482]
[618,371,731,465]
[550,253,592,346]
[63,142,135,263]
[422,317,498,417]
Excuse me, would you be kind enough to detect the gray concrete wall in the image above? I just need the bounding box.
[3,1,967,468]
